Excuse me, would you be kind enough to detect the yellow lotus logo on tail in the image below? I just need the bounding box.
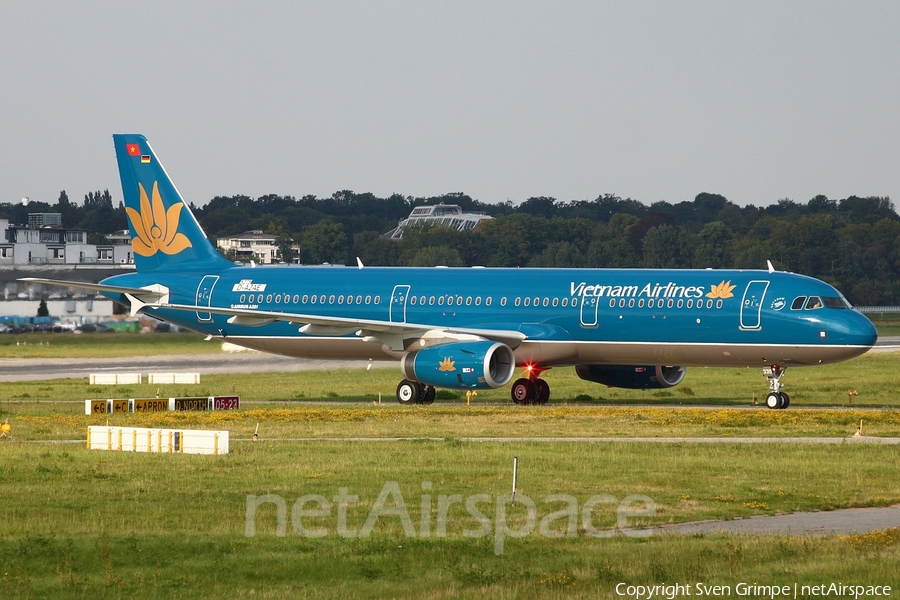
[706,280,736,299]
[126,182,193,257]
[438,357,456,372]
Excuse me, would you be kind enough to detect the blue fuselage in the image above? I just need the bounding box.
[103,265,877,368]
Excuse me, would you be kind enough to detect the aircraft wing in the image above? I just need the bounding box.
[152,302,527,351]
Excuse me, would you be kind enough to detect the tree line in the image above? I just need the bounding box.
[2,189,897,305]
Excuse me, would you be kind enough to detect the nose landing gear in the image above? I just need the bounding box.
[763,365,790,409]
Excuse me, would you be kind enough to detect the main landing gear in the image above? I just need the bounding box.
[511,371,550,405]
[763,365,790,410]
[396,379,435,405]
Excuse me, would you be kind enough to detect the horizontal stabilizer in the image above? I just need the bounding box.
[19,278,169,316]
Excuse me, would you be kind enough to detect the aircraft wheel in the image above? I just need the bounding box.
[397,380,422,405]
[765,392,781,409]
[511,378,535,405]
[420,385,436,405]
[779,392,790,409]
[534,379,550,405]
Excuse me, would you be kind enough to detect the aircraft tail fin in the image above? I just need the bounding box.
[113,134,233,273]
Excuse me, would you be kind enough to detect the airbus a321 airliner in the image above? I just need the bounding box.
[23,135,878,409]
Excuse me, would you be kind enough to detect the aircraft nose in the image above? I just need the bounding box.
[846,311,878,348]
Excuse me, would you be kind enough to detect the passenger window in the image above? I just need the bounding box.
[791,296,806,310]
[346,295,353,305]
[806,296,824,310]
[552,298,558,307]
[311,295,317,304]
[486,297,492,306]
[365,295,372,304]
[302,295,309,303]
[338,296,343,304]
[667,299,674,308]
[677,299,683,308]
[374,296,381,304]
[706,299,713,309]
[500,297,507,307]
[293,295,299,303]
[542,298,549,307]
[439,297,445,305]
[266,294,273,303]
[524,297,530,307]
[716,300,723,309]
[410,296,416,305]
[447,296,454,306]
[275,294,281,303]
[638,299,645,308]
[240,294,246,303]
[329,295,335,304]
[609,299,616,308]
[475,297,482,306]
[562,298,568,307]
[429,296,435,305]
[648,299,655,308]
[686,300,692,308]
[457,296,463,305]
[320,295,326,304]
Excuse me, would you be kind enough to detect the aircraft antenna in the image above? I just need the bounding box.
[357,257,365,269]
[766,260,775,273]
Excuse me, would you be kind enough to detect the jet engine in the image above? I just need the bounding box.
[401,340,516,389]
[575,364,687,389]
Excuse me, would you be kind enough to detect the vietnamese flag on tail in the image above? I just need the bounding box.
[126,143,140,156]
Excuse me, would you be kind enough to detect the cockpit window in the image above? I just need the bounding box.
[791,296,806,310]
[805,296,824,310]
[823,296,849,309]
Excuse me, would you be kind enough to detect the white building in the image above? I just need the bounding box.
[216,230,298,264]
[0,219,134,266]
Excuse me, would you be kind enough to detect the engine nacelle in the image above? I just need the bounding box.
[575,364,687,389]
[401,341,515,389]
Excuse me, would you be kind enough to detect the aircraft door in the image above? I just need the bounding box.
[580,294,599,328]
[740,280,769,331]
[196,275,219,322]
[390,284,411,323]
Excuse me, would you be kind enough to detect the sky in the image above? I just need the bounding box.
[2,1,899,211]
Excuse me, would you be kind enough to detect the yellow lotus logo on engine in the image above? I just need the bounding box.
[126,182,193,257]
[438,357,456,372]
[706,280,736,299]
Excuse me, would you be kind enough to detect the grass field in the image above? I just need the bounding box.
[1,333,899,597]
[0,331,220,358]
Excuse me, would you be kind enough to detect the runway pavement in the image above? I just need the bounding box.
[656,505,900,535]
[0,351,390,382]
[3,336,898,382]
